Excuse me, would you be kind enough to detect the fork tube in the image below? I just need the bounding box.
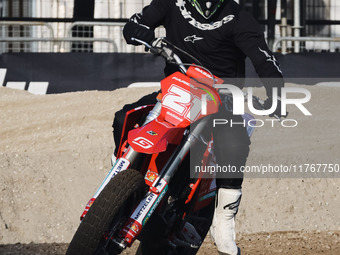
[144,101,162,125]
[122,147,139,163]
[173,54,187,74]
[158,116,211,184]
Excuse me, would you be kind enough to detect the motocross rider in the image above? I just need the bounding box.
[113,0,285,254]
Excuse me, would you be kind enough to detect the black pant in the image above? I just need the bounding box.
[211,107,250,188]
[112,92,250,189]
[112,92,159,156]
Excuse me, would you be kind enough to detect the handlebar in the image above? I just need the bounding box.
[217,89,282,121]
[252,95,283,121]
[131,37,187,74]
[248,94,283,121]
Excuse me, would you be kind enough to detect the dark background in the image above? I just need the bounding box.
[1,52,340,93]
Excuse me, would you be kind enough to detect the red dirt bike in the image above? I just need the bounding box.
[66,38,260,255]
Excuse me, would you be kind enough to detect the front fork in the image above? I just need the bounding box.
[80,101,162,220]
[117,116,212,248]
[82,100,211,249]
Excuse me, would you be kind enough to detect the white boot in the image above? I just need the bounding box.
[210,188,242,255]
[111,153,116,166]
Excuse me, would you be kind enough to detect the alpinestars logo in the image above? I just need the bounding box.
[184,35,204,43]
[258,47,282,74]
[175,0,234,30]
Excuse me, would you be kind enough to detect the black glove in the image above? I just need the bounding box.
[123,14,155,46]
[264,96,288,118]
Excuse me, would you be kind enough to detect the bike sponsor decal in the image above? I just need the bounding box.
[143,180,168,225]
[131,178,168,225]
[145,170,158,182]
[132,192,157,222]
[81,158,130,219]
[80,197,96,220]
[127,222,140,234]
[166,111,184,122]
[193,67,213,79]
[172,76,191,86]
[132,137,154,149]
[92,158,130,199]
[120,219,143,241]
[134,105,149,111]
[146,130,158,136]
[114,158,130,172]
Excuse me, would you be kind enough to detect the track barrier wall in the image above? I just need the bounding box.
[1,53,340,94]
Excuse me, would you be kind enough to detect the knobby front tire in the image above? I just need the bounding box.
[66,169,146,255]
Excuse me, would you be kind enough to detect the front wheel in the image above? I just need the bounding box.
[66,169,146,255]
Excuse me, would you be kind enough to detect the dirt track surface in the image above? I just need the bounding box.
[0,231,339,255]
[1,85,340,254]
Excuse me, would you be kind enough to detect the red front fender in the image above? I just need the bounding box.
[128,119,186,154]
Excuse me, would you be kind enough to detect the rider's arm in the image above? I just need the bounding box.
[123,0,169,45]
[232,10,284,98]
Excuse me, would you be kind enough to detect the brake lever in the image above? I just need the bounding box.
[252,96,283,122]
[252,96,265,110]
[131,37,151,48]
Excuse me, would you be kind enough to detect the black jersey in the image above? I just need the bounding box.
[134,0,284,96]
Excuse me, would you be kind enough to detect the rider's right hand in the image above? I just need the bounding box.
[264,96,288,118]
[123,14,155,46]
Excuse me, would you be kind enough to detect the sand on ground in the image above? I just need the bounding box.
[0,84,339,254]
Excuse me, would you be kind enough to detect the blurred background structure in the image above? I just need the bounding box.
[1,0,340,53]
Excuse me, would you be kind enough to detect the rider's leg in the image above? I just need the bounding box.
[210,108,250,255]
[211,188,242,255]
[112,92,158,158]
